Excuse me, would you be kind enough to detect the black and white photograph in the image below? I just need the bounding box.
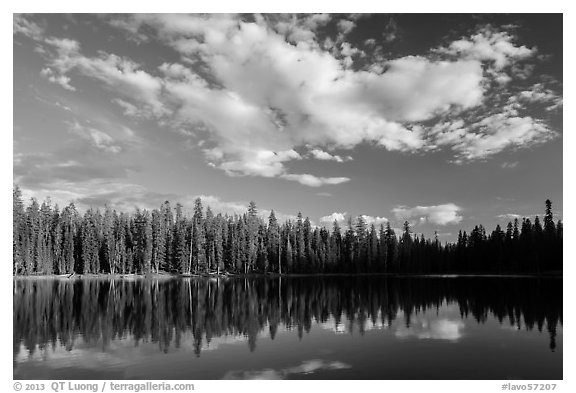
[10,6,567,387]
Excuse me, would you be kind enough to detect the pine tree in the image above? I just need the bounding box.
[399,221,412,272]
[161,201,174,271]
[384,222,397,273]
[13,186,25,274]
[173,203,188,273]
[103,206,116,274]
[303,217,313,272]
[192,198,206,273]
[82,208,99,274]
[267,211,280,273]
[544,199,555,237]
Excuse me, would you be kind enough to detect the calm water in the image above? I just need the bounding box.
[13,276,562,380]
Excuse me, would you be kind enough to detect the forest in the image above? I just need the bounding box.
[12,185,563,276]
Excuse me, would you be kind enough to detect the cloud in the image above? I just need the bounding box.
[392,203,462,225]
[320,212,347,224]
[15,174,297,223]
[68,121,122,153]
[396,318,465,341]
[451,114,556,161]
[513,83,563,111]
[190,194,251,217]
[223,359,351,380]
[102,14,487,182]
[337,19,356,35]
[497,213,521,220]
[281,174,350,187]
[13,152,131,191]
[309,149,351,162]
[40,67,76,91]
[429,111,557,162]
[112,98,148,118]
[360,215,388,227]
[382,17,399,43]
[40,36,167,117]
[501,161,519,169]
[18,15,560,185]
[13,14,44,40]
[435,25,535,70]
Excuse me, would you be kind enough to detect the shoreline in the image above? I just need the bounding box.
[12,271,563,280]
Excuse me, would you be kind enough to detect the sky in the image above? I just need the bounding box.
[13,13,563,241]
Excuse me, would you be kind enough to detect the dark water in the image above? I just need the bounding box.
[13,276,562,380]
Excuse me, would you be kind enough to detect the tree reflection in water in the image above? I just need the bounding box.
[13,276,562,360]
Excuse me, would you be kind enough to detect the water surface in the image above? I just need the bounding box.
[13,276,562,380]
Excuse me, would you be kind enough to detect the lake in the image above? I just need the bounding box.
[13,275,562,380]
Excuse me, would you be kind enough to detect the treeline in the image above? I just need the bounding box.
[12,185,563,276]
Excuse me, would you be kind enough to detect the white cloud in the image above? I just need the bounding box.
[190,194,249,216]
[13,14,44,40]
[360,215,388,227]
[102,14,488,182]
[40,67,76,91]
[435,26,535,70]
[513,83,563,111]
[501,161,519,169]
[396,318,465,341]
[41,37,167,117]
[429,111,557,162]
[452,114,556,161]
[68,122,122,154]
[223,359,351,380]
[337,19,356,35]
[112,98,147,118]
[17,177,298,224]
[320,212,347,224]
[281,174,350,187]
[21,15,560,185]
[309,149,351,162]
[392,203,462,225]
[497,213,521,220]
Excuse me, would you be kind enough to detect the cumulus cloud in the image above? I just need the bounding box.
[451,114,555,161]
[428,111,557,162]
[360,215,388,227]
[17,14,561,185]
[320,212,347,224]
[513,83,563,111]
[102,14,489,180]
[392,203,462,225]
[309,149,351,162]
[435,26,535,70]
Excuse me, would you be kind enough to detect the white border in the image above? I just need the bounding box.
[3,2,572,391]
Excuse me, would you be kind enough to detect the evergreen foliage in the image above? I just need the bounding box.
[12,186,563,275]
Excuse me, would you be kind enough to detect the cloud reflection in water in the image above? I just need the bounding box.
[222,359,351,379]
